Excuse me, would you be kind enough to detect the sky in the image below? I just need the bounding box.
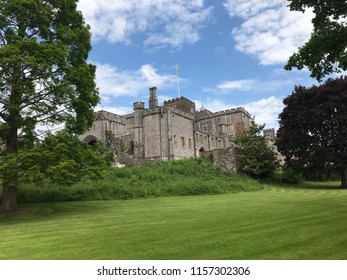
[77,0,320,129]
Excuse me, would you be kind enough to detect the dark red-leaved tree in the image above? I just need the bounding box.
[276,76,347,188]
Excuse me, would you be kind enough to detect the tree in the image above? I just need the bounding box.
[234,120,277,178]
[0,130,114,200]
[0,0,99,212]
[276,76,347,188]
[285,0,347,81]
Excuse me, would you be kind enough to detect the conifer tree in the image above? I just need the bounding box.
[0,0,99,212]
[234,120,277,178]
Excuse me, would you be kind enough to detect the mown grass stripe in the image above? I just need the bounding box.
[1,182,346,260]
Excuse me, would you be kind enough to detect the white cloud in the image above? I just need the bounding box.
[204,78,293,94]
[203,96,284,129]
[203,79,255,93]
[217,79,256,91]
[93,62,182,103]
[94,105,133,116]
[224,0,314,65]
[244,96,283,128]
[224,0,283,18]
[78,0,213,49]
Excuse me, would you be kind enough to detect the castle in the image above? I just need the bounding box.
[79,87,252,162]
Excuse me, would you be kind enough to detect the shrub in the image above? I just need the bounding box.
[268,168,303,184]
[17,158,264,203]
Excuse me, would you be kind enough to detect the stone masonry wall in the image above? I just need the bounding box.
[169,110,195,159]
[201,147,237,172]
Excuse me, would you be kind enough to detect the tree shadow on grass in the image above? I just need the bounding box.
[0,200,110,225]
[280,181,343,190]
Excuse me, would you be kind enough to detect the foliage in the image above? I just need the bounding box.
[11,158,263,203]
[0,0,98,211]
[234,120,277,178]
[267,168,303,185]
[276,77,347,188]
[285,0,347,81]
[0,130,114,189]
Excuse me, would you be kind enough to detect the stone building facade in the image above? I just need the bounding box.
[264,128,285,165]
[79,87,252,161]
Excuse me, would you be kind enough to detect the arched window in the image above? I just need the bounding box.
[82,135,98,146]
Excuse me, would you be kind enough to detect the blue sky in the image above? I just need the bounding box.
[77,0,319,129]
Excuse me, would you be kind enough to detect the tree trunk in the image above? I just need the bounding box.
[1,74,21,213]
[0,185,18,213]
[340,168,347,189]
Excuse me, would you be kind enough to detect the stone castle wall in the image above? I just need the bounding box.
[168,109,195,159]
[201,147,237,172]
[78,87,252,167]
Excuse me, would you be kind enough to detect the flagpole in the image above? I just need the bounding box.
[176,64,180,98]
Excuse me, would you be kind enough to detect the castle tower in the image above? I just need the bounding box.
[133,102,145,159]
[149,87,158,109]
[264,128,276,141]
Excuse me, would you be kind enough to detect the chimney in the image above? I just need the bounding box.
[149,87,158,109]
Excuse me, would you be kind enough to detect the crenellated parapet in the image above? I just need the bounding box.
[163,96,195,115]
[133,102,145,110]
[95,110,126,125]
[264,128,276,140]
[164,105,195,120]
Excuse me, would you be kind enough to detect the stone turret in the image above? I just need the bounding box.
[264,128,276,141]
[149,87,158,109]
[133,102,145,159]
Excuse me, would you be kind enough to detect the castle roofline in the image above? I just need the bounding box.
[163,96,195,105]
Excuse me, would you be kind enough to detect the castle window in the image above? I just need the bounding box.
[181,137,185,147]
[129,141,135,155]
[174,135,177,145]
[188,138,192,149]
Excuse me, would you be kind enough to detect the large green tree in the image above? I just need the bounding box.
[0,130,114,211]
[0,0,99,212]
[234,120,277,178]
[276,77,347,188]
[285,0,347,81]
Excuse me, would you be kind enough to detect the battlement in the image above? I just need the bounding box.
[164,96,195,105]
[163,96,195,115]
[165,105,195,120]
[195,108,213,119]
[95,110,126,124]
[264,128,276,140]
[195,107,251,121]
[133,102,145,110]
[213,107,251,117]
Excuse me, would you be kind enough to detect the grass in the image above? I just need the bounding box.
[16,158,263,203]
[1,181,347,260]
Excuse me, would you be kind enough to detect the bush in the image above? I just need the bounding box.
[268,168,303,184]
[17,158,264,203]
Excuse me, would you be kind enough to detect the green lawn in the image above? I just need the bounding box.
[1,182,346,260]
